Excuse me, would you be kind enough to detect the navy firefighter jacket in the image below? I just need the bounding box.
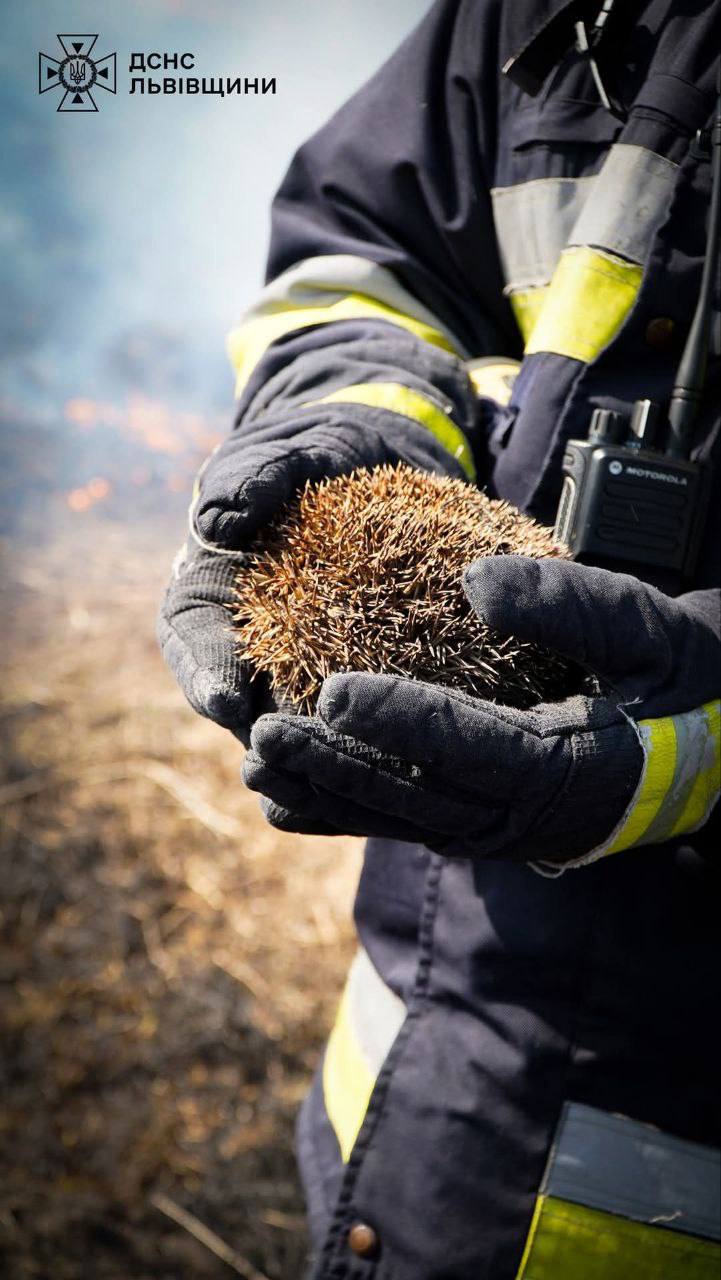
[219,2,721,1277]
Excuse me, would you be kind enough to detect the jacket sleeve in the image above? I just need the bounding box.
[194,0,520,550]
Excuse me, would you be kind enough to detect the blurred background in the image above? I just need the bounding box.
[0,2,430,1275]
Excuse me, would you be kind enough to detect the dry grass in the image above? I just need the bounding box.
[0,504,361,1279]
[233,465,573,713]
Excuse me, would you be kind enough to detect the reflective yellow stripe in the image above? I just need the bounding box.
[668,700,721,838]
[509,286,549,343]
[605,717,677,855]
[227,297,457,394]
[516,1196,720,1280]
[466,358,521,406]
[604,700,720,856]
[525,247,643,362]
[322,980,376,1163]
[322,949,406,1163]
[311,381,476,481]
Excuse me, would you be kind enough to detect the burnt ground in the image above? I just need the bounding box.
[0,497,361,1279]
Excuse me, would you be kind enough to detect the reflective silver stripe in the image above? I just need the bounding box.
[491,144,678,297]
[491,176,593,290]
[238,253,467,355]
[543,1102,721,1241]
[569,143,678,263]
[639,704,717,848]
[346,947,406,1075]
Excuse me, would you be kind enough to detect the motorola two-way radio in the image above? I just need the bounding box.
[553,66,721,587]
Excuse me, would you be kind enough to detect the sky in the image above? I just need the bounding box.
[0,0,432,424]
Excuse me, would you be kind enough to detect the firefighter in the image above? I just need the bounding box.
[159,2,721,1276]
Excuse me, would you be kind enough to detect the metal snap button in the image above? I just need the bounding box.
[348,1222,379,1258]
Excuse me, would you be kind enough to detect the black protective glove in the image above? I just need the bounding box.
[191,401,470,552]
[157,419,469,744]
[158,327,481,743]
[157,539,272,747]
[243,557,721,866]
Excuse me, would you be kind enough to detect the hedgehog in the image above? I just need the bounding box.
[232,463,577,714]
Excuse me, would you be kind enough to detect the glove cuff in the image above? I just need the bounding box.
[532,715,643,871]
[534,699,721,872]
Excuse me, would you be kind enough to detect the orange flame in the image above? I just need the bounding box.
[66,477,112,513]
[63,395,224,458]
[64,399,123,431]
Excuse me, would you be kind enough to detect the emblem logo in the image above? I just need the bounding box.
[39,35,116,112]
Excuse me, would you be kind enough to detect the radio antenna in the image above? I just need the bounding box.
[667,64,721,459]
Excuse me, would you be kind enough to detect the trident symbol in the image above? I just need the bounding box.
[39,36,116,111]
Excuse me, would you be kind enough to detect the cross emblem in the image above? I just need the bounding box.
[39,35,116,112]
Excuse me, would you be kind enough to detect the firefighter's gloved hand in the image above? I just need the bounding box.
[192,416,465,551]
[158,383,469,742]
[243,558,720,864]
[158,400,464,743]
[244,683,641,861]
[157,540,273,748]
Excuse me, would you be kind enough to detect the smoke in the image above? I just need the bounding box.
[1,0,430,423]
